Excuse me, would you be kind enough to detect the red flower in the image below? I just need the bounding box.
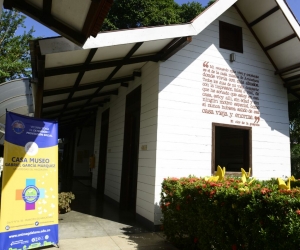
[165,202,170,207]
[232,244,237,250]
[296,209,300,215]
[176,204,180,211]
[260,188,270,195]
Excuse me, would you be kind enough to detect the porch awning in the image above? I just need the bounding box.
[3,0,113,46]
[30,35,192,137]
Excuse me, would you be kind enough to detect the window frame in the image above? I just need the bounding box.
[211,123,252,176]
[219,21,243,53]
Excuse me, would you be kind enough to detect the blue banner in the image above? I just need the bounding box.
[0,225,58,250]
[0,112,59,250]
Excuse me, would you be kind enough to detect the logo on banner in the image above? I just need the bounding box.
[11,120,25,134]
[22,185,40,204]
[15,179,45,211]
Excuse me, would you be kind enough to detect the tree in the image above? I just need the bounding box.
[0,9,35,83]
[179,2,204,22]
[101,0,216,31]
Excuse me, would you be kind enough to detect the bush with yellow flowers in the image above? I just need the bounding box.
[160,169,300,250]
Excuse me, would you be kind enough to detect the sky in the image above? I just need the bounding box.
[15,0,300,38]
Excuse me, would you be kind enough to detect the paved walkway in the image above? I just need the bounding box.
[45,179,177,250]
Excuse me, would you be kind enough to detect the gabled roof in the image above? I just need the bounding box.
[29,0,300,135]
[3,0,113,46]
[235,0,300,101]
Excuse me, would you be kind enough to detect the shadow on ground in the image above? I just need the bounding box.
[52,179,177,249]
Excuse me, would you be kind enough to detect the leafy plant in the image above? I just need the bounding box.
[58,192,75,213]
[0,9,35,83]
[160,176,300,249]
[101,0,212,31]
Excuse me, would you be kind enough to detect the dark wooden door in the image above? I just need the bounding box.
[120,86,141,212]
[97,108,110,196]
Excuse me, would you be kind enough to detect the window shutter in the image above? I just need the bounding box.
[219,21,243,53]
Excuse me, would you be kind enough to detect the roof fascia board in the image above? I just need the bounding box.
[83,0,237,49]
[39,37,82,55]
[276,0,300,39]
[39,0,236,54]
[38,25,194,55]
[83,24,195,50]
[190,0,238,34]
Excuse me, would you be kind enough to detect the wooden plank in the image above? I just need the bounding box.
[45,54,156,77]
[82,0,113,38]
[159,36,192,62]
[275,62,300,75]
[73,43,144,121]
[249,6,280,27]
[43,90,117,108]
[42,102,103,116]
[265,34,297,51]
[43,74,137,96]
[58,48,98,118]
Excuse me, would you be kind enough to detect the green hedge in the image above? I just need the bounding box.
[160,177,300,250]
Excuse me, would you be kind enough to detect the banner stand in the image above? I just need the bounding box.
[0,111,59,250]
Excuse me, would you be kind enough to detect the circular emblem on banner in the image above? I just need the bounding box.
[22,186,40,204]
[12,120,25,134]
[25,142,39,156]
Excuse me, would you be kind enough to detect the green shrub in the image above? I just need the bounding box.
[58,192,75,213]
[160,177,300,250]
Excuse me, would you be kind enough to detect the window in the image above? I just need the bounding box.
[212,123,251,174]
[219,21,243,53]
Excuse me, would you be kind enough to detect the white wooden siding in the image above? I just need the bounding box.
[154,7,290,225]
[92,62,159,223]
[136,62,159,223]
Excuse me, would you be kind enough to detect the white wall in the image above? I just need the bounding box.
[154,7,290,224]
[92,7,291,226]
[92,62,159,223]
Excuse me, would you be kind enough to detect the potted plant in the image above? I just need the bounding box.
[58,192,75,213]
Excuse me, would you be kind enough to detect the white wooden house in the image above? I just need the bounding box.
[28,0,300,229]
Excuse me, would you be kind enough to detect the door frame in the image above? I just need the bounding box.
[97,108,110,196]
[120,86,141,211]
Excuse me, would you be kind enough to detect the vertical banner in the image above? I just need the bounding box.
[0,112,58,250]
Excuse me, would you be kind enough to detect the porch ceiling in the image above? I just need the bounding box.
[30,36,192,135]
[235,0,300,102]
[3,0,113,46]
